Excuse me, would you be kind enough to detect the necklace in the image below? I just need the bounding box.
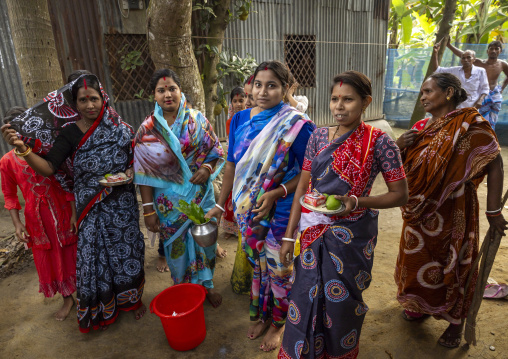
[331,125,340,141]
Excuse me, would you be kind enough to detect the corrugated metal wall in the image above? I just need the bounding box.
[222,0,388,130]
[0,0,28,156]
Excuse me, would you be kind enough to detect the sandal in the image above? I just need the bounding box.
[438,327,462,348]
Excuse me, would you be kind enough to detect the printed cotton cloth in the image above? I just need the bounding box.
[279,123,405,359]
[133,95,224,288]
[395,108,499,325]
[479,85,503,129]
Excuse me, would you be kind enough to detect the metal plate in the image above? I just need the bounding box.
[299,195,346,215]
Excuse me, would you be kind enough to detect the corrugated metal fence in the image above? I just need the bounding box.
[0,0,389,156]
[0,0,27,156]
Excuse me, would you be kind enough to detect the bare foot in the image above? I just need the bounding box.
[247,320,270,340]
[438,322,464,348]
[216,243,227,259]
[54,295,74,321]
[260,325,284,351]
[135,304,147,320]
[156,256,169,273]
[206,288,222,308]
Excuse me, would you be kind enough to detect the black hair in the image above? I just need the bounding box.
[230,86,246,101]
[3,106,28,124]
[330,71,372,99]
[67,69,92,83]
[149,69,181,92]
[427,72,468,106]
[71,74,103,103]
[252,60,290,88]
[488,40,503,50]
[243,74,254,86]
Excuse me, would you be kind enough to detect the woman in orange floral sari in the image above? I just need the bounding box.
[395,72,507,348]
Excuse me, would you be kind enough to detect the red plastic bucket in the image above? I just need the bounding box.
[150,283,207,351]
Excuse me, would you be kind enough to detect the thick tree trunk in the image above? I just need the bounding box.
[201,0,231,122]
[5,0,62,107]
[147,0,205,113]
[409,0,458,127]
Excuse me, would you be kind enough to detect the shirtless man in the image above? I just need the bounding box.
[447,39,508,128]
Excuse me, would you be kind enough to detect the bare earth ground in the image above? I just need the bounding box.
[1,128,507,359]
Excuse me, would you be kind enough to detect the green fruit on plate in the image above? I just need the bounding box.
[326,195,342,210]
[322,193,329,199]
[104,174,112,178]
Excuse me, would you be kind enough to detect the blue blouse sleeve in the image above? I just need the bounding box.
[290,122,315,167]
[226,112,241,163]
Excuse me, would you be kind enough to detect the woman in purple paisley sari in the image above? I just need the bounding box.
[278,71,408,359]
[1,74,146,332]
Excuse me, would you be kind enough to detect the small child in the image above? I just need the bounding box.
[287,73,309,113]
[0,107,78,320]
[226,87,246,137]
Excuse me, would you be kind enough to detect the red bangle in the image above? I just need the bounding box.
[202,163,213,174]
[280,184,288,198]
[486,212,502,217]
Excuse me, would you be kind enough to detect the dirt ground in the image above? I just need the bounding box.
[1,128,508,359]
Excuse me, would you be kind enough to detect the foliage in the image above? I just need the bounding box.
[118,44,144,71]
[134,89,154,102]
[217,49,257,107]
[389,0,508,47]
[175,200,207,225]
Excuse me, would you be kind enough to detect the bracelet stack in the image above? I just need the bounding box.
[14,146,31,157]
[485,207,503,217]
[202,163,214,174]
[142,202,154,208]
[280,184,288,199]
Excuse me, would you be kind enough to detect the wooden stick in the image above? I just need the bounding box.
[464,188,508,345]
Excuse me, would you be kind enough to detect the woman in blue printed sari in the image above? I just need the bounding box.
[206,61,315,351]
[278,71,408,359]
[1,74,146,332]
[133,69,225,307]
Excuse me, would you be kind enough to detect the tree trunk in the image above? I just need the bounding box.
[147,0,205,113]
[201,0,231,122]
[5,0,62,107]
[409,0,458,127]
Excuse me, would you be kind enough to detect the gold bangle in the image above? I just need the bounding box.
[201,163,213,173]
[14,146,31,157]
[143,210,157,217]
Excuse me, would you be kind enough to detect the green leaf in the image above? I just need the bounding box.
[401,15,413,44]
[392,0,406,17]
[175,200,206,225]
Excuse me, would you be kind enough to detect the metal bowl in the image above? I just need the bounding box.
[190,220,218,248]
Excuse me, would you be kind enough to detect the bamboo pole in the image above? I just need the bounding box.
[464,189,508,345]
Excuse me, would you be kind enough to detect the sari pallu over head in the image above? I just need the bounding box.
[70,75,135,226]
[133,94,224,245]
[401,108,500,225]
[300,122,384,251]
[232,102,314,259]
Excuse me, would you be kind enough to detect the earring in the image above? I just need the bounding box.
[446,96,450,101]
[362,107,366,114]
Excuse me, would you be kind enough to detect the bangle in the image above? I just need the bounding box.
[282,237,296,242]
[142,202,154,207]
[280,183,288,198]
[485,207,503,214]
[350,195,358,211]
[215,203,225,212]
[486,212,502,217]
[202,163,213,173]
[143,210,157,217]
[14,146,31,157]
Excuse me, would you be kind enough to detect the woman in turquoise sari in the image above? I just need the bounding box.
[133,69,224,307]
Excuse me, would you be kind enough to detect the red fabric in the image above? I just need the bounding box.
[412,118,430,131]
[220,192,238,234]
[226,116,233,136]
[0,150,77,298]
[0,150,78,249]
